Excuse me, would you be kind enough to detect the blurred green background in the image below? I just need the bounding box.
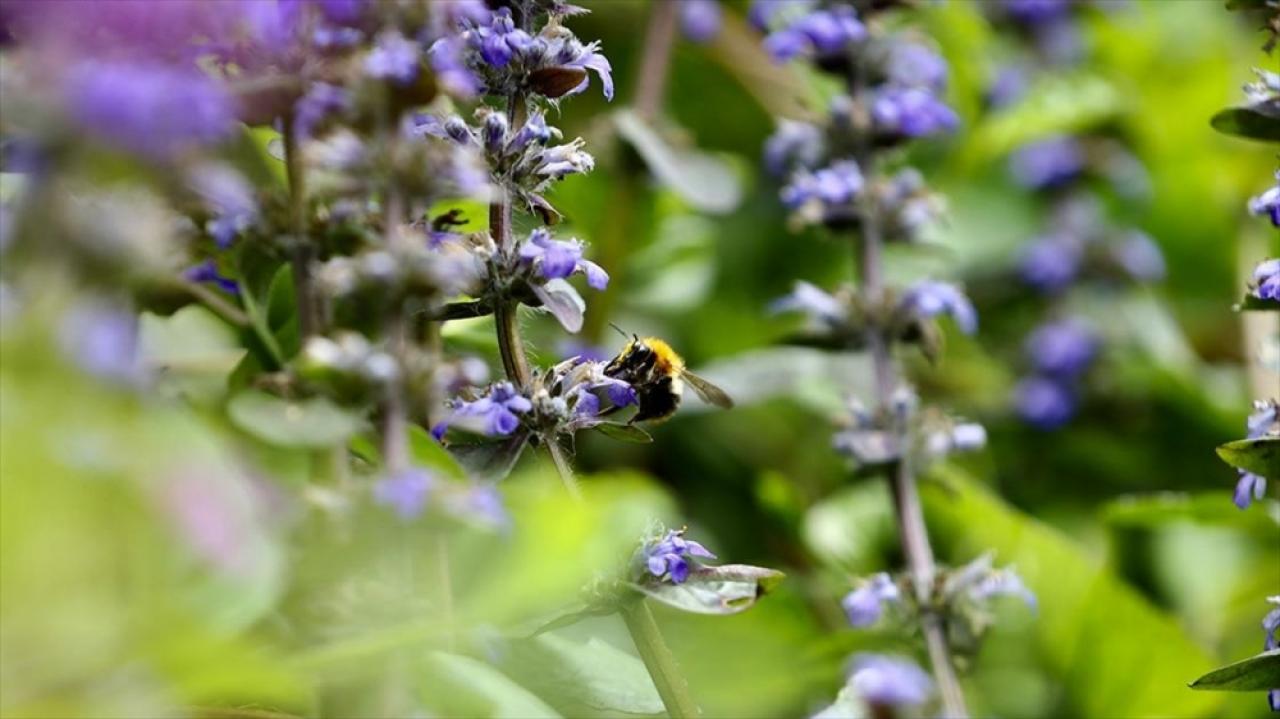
[2,1,1278,718]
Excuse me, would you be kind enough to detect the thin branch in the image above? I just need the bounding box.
[282,113,319,339]
[634,0,680,122]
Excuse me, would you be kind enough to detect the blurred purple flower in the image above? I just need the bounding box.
[519,229,609,289]
[446,482,509,529]
[970,567,1037,611]
[900,281,978,335]
[432,381,532,438]
[162,473,254,576]
[294,82,350,138]
[188,164,257,248]
[1009,136,1084,190]
[1018,234,1082,293]
[365,30,421,84]
[681,0,723,43]
[65,61,236,160]
[429,35,482,97]
[185,260,241,295]
[986,65,1028,108]
[770,281,846,325]
[60,304,141,384]
[1002,0,1072,25]
[1252,258,1280,301]
[374,467,435,520]
[847,654,934,708]
[886,41,948,92]
[1114,230,1166,282]
[841,573,900,627]
[643,529,716,584]
[764,5,865,62]
[1247,400,1278,439]
[781,160,863,210]
[870,86,958,139]
[951,422,988,451]
[1014,376,1075,429]
[1024,318,1097,378]
[1234,471,1267,510]
[1264,596,1280,651]
[764,120,824,177]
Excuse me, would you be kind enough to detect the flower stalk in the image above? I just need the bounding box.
[621,599,701,719]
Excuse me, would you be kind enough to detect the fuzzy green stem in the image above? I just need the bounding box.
[282,114,319,339]
[621,600,700,718]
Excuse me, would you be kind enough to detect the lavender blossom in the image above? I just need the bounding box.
[1009,136,1085,190]
[187,164,257,248]
[184,260,241,295]
[364,30,422,84]
[764,5,866,62]
[1252,258,1280,301]
[1113,230,1166,282]
[769,281,847,326]
[969,567,1037,611]
[841,573,900,627]
[1018,234,1082,293]
[642,528,716,584]
[885,40,948,92]
[1234,471,1267,510]
[781,160,864,215]
[900,281,978,335]
[432,381,533,438]
[462,8,614,100]
[374,467,435,520]
[519,229,609,290]
[870,86,959,139]
[764,120,825,177]
[847,654,934,708]
[59,304,141,384]
[1014,376,1076,430]
[681,0,723,43]
[1024,318,1097,378]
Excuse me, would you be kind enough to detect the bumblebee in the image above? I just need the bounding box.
[604,333,734,423]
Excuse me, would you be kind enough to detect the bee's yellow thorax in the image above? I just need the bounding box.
[643,337,685,374]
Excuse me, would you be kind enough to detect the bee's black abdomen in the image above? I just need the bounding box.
[632,375,681,423]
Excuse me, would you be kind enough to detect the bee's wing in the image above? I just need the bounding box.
[680,369,734,409]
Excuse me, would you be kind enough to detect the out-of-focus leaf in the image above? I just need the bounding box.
[703,11,819,121]
[627,213,716,313]
[635,564,785,615]
[1210,107,1280,142]
[965,73,1120,164]
[418,652,561,719]
[594,422,653,444]
[1217,438,1280,479]
[448,433,530,482]
[140,306,246,403]
[810,683,870,719]
[1103,491,1280,538]
[408,424,467,480]
[227,391,365,448]
[531,279,586,333]
[1189,649,1280,691]
[614,110,742,215]
[922,469,1223,718]
[503,631,664,717]
[684,347,872,416]
[802,482,897,572]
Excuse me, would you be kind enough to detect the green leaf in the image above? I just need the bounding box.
[921,469,1223,718]
[408,424,467,480]
[613,110,743,215]
[139,306,247,404]
[1210,107,1280,143]
[594,422,653,444]
[1235,293,1280,311]
[1217,438,1280,479]
[503,631,664,717]
[636,564,785,615]
[1189,649,1280,692]
[227,391,365,448]
[448,433,531,482]
[418,652,561,718]
[1103,491,1280,538]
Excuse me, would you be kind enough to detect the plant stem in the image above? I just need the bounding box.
[620,600,701,719]
[282,114,319,339]
[634,0,679,122]
[855,168,968,718]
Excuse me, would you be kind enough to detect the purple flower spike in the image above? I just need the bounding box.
[1014,376,1075,430]
[1018,234,1082,293]
[841,573,900,627]
[681,0,723,43]
[1234,471,1267,510]
[1009,136,1085,191]
[886,41,948,92]
[970,567,1037,612]
[770,281,846,325]
[643,528,716,585]
[1248,172,1280,227]
[870,86,959,139]
[365,30,421,84]
[1252,258,1280,301]
[781,160,864,210]
[435,381,532,438]
[765,6,866,62]
[1024,318,1097,378]
[1114,230,1166,282]
[847,654,934,708]
[900,281,978,335]
[374,467,434,520]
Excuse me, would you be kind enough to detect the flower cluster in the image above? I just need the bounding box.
[373,466,507,529]
[1232,400,1278,510]
[1014,318,1099,430]
[1264,596,1280,711]
[637,528,717,585]
[831,388,986,471]
[812,654,935,717]
[455,6,613,101]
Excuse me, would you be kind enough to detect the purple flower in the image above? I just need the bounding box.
[970,567,1037,611]
[184,260,241,295]
[1252,258,1280,301]
[1024,318,1097,378]
[1248,400,1278,440]
[764,120,824,177]
[900,281,978,335]
[533,139,596,181]
[764,6,866,62]
[1009,136,1085,190]
[885,41,948,92]
[951,422,988,451]
[847,654,934,708]
[781,160,864,210]
[59,304,141,384]
[294,82,350,138]
[365,30,421,84]
[374,467,435,520]
[769,281,846,325]
[841,573,900,627]
[433,381,533,438]
[986,65,1028,108]
[681,0,723,43]
[1114,230,1165,282]
[519,229,609,290]
[643,529,716,584]
[188,164,257,248]
[870,86,958,139]
[508,112,553,153]
[65,61,236,160]
[1264,596,1280,651]
[1014,376,1076,430]
[1234,471,1267,510]
[445,482,509,529]
[429,35,482,97]
[562,45,615,101]
[1018,234,1082,293]
[1002,0,1072,25]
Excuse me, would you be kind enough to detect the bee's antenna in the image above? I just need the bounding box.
[608,322,629,340]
